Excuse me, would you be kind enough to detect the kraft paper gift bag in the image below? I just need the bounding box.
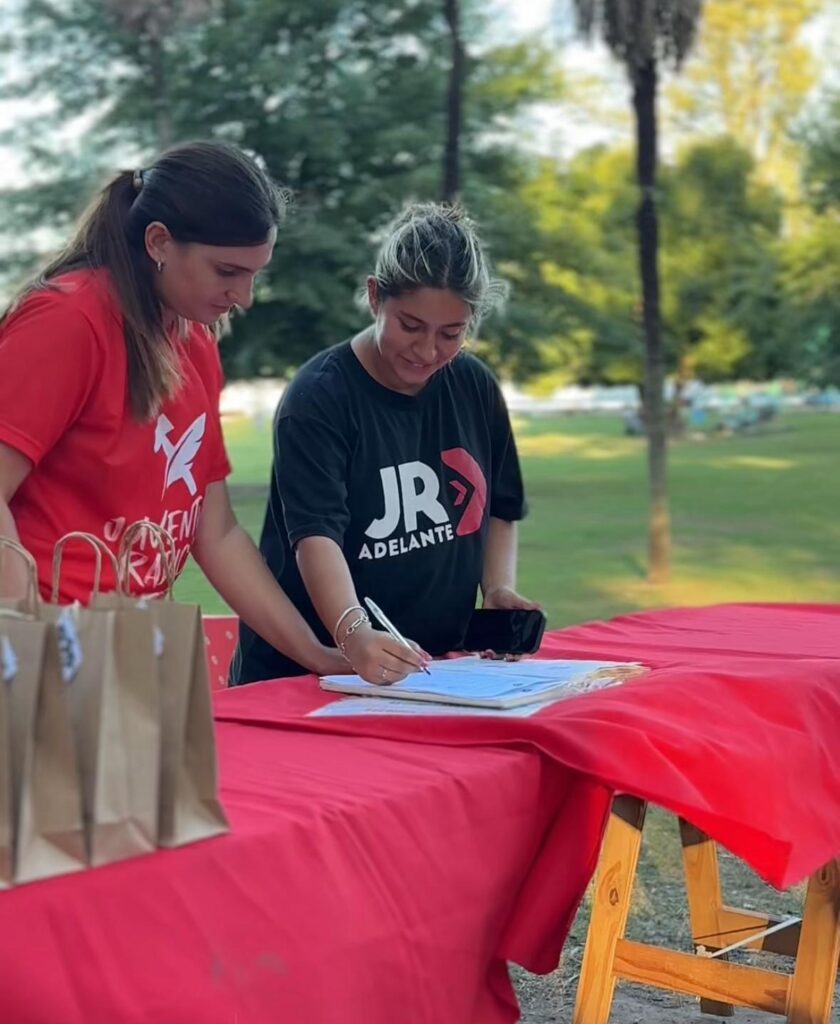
[115,521,228,847]
[49,532,160,865]
[151,595,229,846]
[0,539,85,883]
[0,628,16,886]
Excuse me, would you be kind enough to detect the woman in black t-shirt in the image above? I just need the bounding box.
[232,202,539,686]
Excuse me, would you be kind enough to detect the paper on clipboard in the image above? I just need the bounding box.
[320,657,644,710]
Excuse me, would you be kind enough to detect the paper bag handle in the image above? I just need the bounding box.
[52,532,122,604]
[0,536,40,614]
[118,521,176,598]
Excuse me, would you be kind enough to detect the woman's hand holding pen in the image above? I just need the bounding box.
[342,624,430,686]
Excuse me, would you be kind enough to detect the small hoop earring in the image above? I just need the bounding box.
[156,260,163,273]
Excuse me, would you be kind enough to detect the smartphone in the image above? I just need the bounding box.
[460,608,546,656]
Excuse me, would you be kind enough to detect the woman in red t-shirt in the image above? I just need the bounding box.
[0,140,348,678]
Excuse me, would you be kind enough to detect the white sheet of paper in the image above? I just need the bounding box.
[310,697,554,718]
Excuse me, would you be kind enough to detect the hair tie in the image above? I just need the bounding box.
[132,169,144,192]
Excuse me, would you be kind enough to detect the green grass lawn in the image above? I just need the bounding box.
[177,410,840,625]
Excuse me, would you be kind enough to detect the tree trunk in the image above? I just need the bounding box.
[441,0,464,202]
[632,59,670,583]
[150,33,174,150]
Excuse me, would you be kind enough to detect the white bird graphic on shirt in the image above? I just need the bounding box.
[154,413,206,496]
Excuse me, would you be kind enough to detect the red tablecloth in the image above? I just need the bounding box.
[0,604,838,1024]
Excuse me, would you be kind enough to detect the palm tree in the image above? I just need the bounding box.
[571,1,703,583]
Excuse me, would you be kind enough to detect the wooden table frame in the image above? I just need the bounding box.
[573,796,840,1023]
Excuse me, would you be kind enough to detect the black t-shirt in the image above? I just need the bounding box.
[232,341,526,683]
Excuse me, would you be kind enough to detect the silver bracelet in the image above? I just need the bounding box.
[333,604,365,644]
[337,612,369,659]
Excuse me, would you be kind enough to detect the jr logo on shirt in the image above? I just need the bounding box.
[357,448,487,562]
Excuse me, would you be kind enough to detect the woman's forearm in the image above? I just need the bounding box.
[481,517,518,599]
[0,443,32,600]
[296,535,364,642]
[0,499,28,600]
[195,523,332,669]
[192,482,339,671]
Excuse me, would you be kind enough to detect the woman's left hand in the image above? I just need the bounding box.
[482,585,541,612]
[480,586,542,661]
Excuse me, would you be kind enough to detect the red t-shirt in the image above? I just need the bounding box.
[0,269,231,602]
